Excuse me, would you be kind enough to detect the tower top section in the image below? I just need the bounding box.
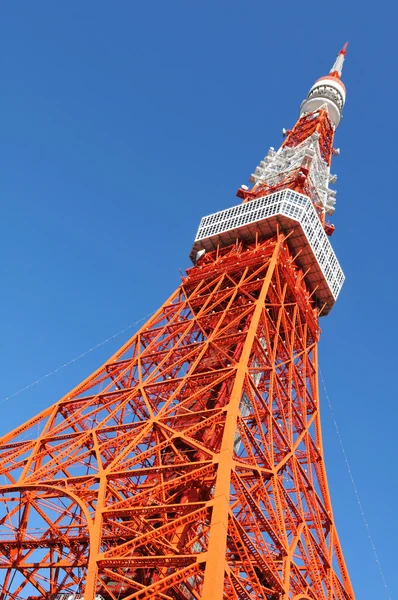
[190,46,349,314]
[329,41,348,78]
[300,43,348,127]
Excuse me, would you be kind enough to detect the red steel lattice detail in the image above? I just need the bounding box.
[0,235,354,599]
[282,109,335,165]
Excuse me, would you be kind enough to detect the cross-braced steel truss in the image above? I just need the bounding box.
[0,234,354,600]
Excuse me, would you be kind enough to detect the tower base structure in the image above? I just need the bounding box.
[0,233,354,600]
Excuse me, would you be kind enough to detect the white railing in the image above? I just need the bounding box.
[192,189,344,309]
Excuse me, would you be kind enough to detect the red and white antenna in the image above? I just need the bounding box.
[300,43,348,127]
[329,42,348,78]
[247,46,350,218]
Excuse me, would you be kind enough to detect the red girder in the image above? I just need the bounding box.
[0,236,354,599]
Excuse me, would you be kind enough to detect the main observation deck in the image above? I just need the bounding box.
[190,189,344,315]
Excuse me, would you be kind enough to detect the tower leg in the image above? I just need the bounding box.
[201,236,283,599]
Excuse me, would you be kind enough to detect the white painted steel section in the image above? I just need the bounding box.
[249,134,336,215]
[329,51,346,79]
[301,79,345,127]
[191,189,344,309]
[310,78,346,104]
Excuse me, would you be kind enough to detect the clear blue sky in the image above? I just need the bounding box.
[0,2,395,599]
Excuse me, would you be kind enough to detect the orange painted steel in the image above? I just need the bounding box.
[242,108,336,222]
[0,46,355,599]
[282,108,335,165]
[0,234,354,599]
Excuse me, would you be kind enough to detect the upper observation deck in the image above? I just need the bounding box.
[190,189,344,315]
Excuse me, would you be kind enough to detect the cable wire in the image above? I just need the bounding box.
[320,369,392,600]
[1,312,153,406]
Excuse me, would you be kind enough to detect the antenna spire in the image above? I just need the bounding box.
[329,42,348,79]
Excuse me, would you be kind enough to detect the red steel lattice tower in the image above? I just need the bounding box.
[0,46,355,600]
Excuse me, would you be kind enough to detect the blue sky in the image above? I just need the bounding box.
[0,2,396,598]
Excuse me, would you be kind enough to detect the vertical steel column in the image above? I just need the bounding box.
[201,235,284,598]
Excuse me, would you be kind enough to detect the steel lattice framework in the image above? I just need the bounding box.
[0,46,355,600]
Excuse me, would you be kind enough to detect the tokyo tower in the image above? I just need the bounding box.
[0,46,355,600]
